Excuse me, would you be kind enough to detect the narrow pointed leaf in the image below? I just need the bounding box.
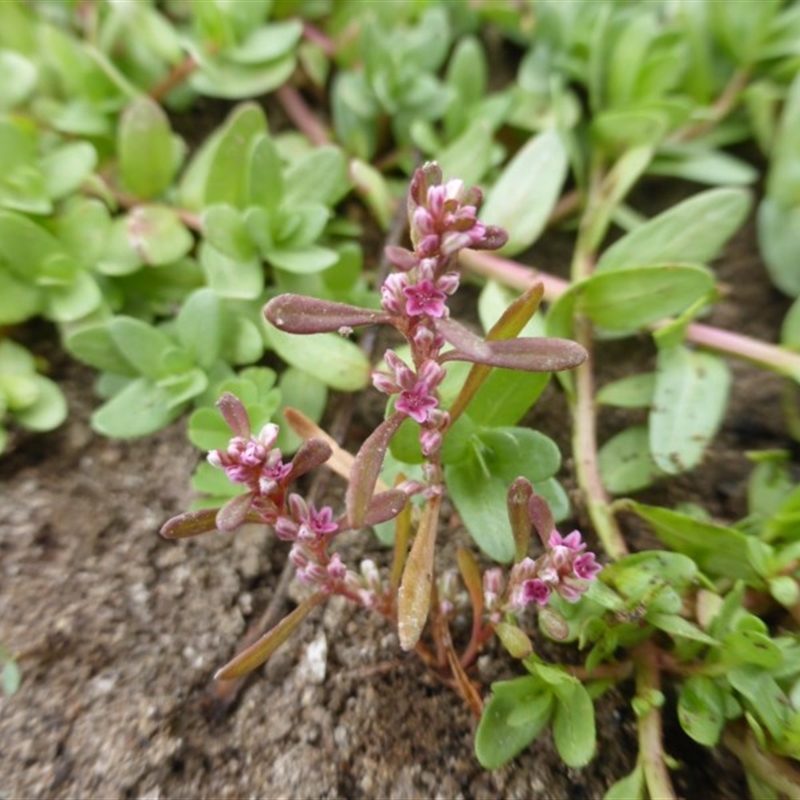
[456,547,484,622]
[527,490,555,545]
[160,508,220,539]
[118,97,174,199]
[398,492,442,650]
[441,333,587,373]
[216,492,253,531]
[362,489,408,527]
[346,412,404,527]
[215,593,325,680]
[265,293,390,334]
[286,438,333,481]
[507,477,533,562]
[217,392,251,437]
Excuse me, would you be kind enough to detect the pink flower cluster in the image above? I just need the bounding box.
[371,163,507,457]
[208,423,292,497]
[483,528,602,619]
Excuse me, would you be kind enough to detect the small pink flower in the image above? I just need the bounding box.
[396,382,439,423]
[403,279,447,318]
[574,552,602,580]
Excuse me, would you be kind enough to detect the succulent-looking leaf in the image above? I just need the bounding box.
[118,97,175,199]
[346,412,405,528]
[437,318,586,372]
[215,593,325,680]
[362,489,408,527]
[287,438,333,482]
[216,492,254,532]
[217,391,251,437]
[481,129,568,256]
[160,508,222,539]
[398,492,441,651]
[265,294,390,334]
[650,347,731,475]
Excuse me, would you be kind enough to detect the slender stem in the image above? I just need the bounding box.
[149,54,199,103]
[568,167,629,560]
[275,84,331,146]
[634,640,677,800]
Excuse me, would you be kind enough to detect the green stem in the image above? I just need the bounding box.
[634,640,677,800]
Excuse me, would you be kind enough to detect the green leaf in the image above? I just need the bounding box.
[624,502,763,585]
[41,142,97,201]
[276,367,327,453]
[176,289,222,370]
[202,103,267,208]
[0,269,39,324]
[118,97,175,199]
[723,628,784,669]
[604,764,645,800]
[12,375,67,432]
[282,146,350,207]
[599,424,666,494]
[126,206,193,266]
[649,347,731,475]
[64,324,138,376]
[648,147,758,187]
[447,428,561,562]
[265,245,339,274]
[481,130,568,256]
[108,317,176,380]
[552,680,596,768]
[264,324,370,392]
[202,204,255,261]
[576,264,715,333]
[646,613,719,645]
[597,188,751,272]
[728,665,786,741]
[247,134,283,210]
[597,373,656,408]
[437,119,494,187]
[758,198,800,297]
[42,271,102,322]
[0,49,37,111]
[91,377,180,438]
[227,20,303,64]
[189,54,296,101]
[475,677,554,770]
[188,406,231,451]
[678,675,726,746]
[200,242,263,300]
[465,367,549,427]
[1,658,20,696]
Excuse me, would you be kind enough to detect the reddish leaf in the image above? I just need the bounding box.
[346,412,405,528]
[362,489,408,527]
[216,492,254,531]
[217,392,251,437]
[528,490,555,545]
[159,508,220,539]
[264,294,390,334]
[287,438,332,482]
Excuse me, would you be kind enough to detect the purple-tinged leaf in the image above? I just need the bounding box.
[398,492,442,650]
[160,508,220,539]
[287,438,333,482]
[362,489,408,527]
[216,492,254,531]
[528,490,555,546]
[409,162,442,211]
[215,593,325,680]
[507,477,533,563]
[217,392,251,437]
[390,482,413,594]
[449,283,544,422]
[346,412,405,528]
[264,294,390,334]
[437,318,586,373]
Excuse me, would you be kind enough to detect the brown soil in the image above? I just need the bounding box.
[0,184,793,798]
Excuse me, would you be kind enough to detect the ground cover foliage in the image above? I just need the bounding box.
[2,1,800,797]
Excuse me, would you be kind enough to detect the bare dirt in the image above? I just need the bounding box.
[0,181,794,799]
